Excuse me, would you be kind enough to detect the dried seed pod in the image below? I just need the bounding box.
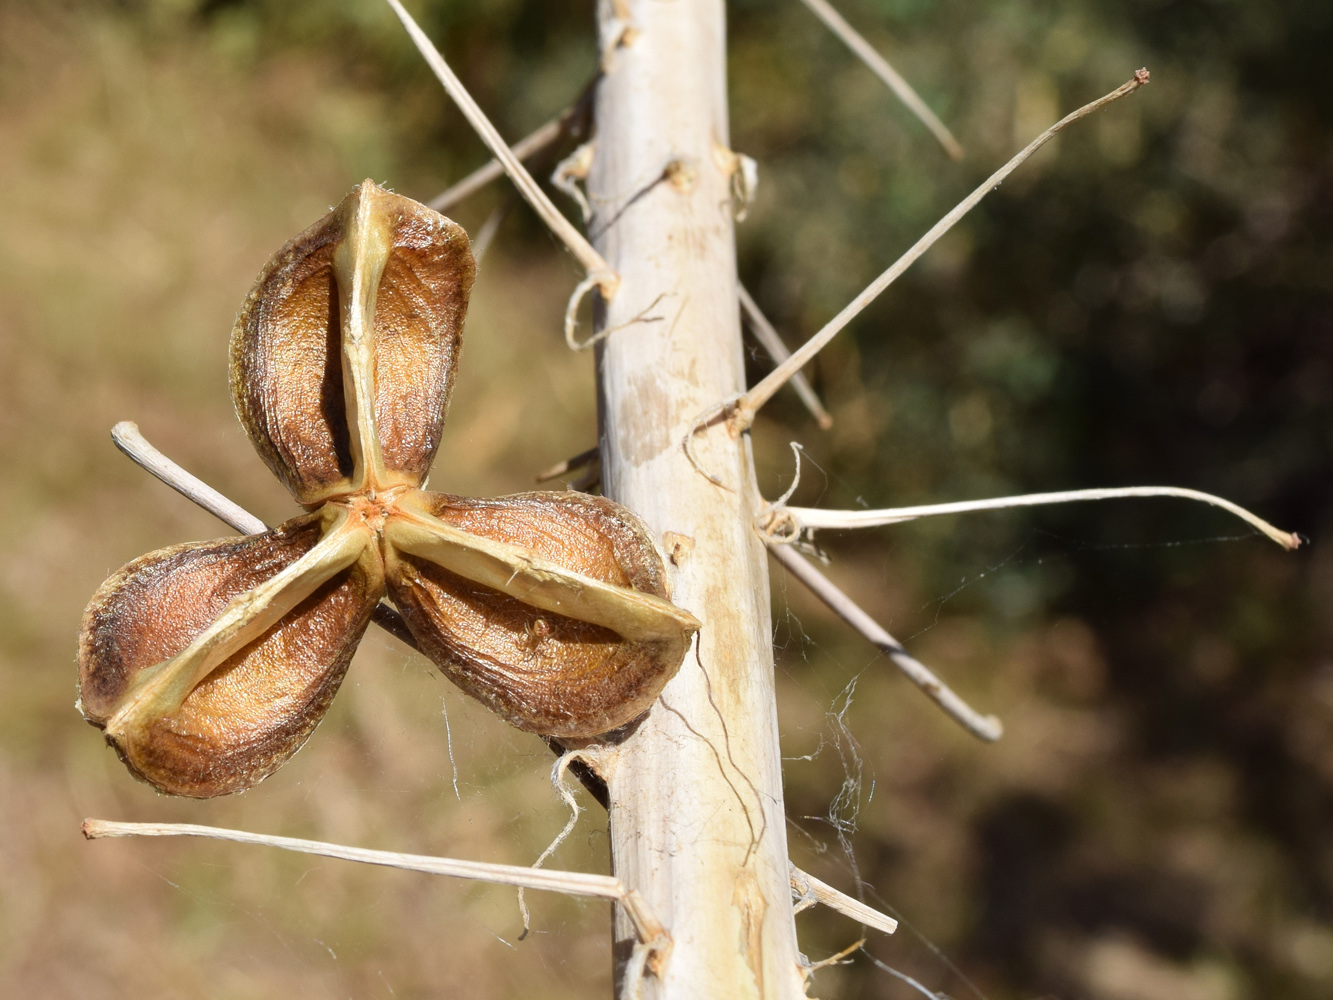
[384,492,694,737]
[81,179,698,797]
[79,511,382,797]
[230,180,475,505]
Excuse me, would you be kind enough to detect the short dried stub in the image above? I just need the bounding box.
[79,180,699,797]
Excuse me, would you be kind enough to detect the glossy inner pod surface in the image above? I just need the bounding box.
[78,180,699,797]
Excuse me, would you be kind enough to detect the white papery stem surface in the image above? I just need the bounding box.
[589,1,806,996]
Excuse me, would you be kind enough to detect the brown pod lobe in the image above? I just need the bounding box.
[78,514,381,797]
[230,180,474,504]
[385,492,685,738]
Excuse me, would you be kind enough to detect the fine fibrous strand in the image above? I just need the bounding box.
[766,540,1003,742]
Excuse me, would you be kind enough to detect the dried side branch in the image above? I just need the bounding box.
[726,70,1149,433]
[803,937,866,977]
[81,818,668,951]
[768,485,1302,551]
[109,422,418,648]
[790,864,898,936]
[793,0,962,160]
[535,446,600,484]
[766,540,1003,742]
[385,0,618,297]
[113,422,264,535]
[429,118,563,212]
[469,201,509,265]
[428,81,594,213]
[738,284,833,430]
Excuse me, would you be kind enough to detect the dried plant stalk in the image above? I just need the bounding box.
[589,1,806,996]
[766,541,1002,741]
[737,284,833,429]
[428,81,593,213]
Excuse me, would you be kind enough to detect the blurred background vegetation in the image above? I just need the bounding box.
[0,0,1329,997]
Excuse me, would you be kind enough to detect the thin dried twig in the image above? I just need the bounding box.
[428,81,594,214]
[859,948,950,1000]
[767,485,1302,551]
[766,540,1003,742]
[790,864,898,936]
[563,273,602,348]
[727,70,1149,434]
[82,818,669,952]
[109,422,419,648]
[469,200,509,264]
[568,287,669,352]
[429,118,564,212]
[113,422,264,535]
[738,284,833,430]
[535,446,600,484]
[794,0,962,160]
[804,937,867,976]
[385,0,618,298]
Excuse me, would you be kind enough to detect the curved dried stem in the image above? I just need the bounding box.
[794,0,962,160]
[564,273,602,350]
[682,395,741,491]
[386,0,619,298]
[768,485,1302,551]
[519,750,593,931]
[732,70,1150,430]
[552,142,596,222]
[568,286,669,352]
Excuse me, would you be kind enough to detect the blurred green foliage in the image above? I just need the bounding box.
[1,0,1330,998]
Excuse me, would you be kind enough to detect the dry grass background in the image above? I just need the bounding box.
[2,2,1331,999]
